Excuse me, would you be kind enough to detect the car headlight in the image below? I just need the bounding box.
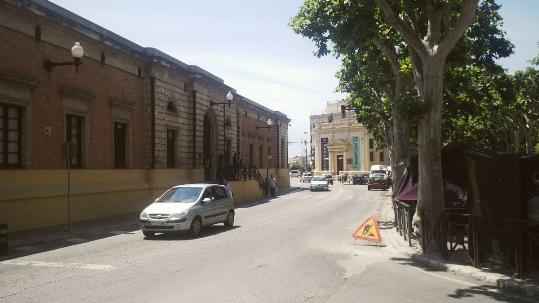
[169,211,188,220]
[140,211,149,220]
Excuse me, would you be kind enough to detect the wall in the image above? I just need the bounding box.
[0,168,290,232]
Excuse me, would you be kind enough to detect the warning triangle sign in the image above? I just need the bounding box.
[352,215,382,243]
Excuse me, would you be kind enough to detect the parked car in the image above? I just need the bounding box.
[140,184,235,238]
[300,172,313,183]
[290,170,299,177]
[353,174,369,185]
[310,176,329,191]
[322,173,334,185]
[367,173,390,191]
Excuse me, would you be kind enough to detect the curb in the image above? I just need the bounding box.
[408,252,539,299]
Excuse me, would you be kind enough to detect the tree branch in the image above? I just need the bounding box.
[373,0,428,57]
[372,37,402,102]
[438,0,479,58]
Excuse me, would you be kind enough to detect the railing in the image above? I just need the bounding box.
[393,200,416,246]
[397,204,539,278]
[225,165,268,195]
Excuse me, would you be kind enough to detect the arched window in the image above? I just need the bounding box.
[167,101,177,113]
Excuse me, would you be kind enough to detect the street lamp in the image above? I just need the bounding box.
[44,42,84,73]
[210,91,234,183]
[256,118,273,130]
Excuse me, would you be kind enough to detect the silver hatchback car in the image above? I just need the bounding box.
[140,184,235,238]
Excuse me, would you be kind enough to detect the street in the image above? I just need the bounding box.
[0,179,532,303]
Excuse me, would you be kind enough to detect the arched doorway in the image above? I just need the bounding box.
[203,111,217,181]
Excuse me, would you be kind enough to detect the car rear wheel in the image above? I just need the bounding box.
[224,210,235,227]
[143,231,155,238]
[189,217,202,237]
[367,186,371,191]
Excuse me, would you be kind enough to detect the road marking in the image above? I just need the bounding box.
[0,260,116,271]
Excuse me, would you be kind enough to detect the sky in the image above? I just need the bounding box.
[49,0,539,157]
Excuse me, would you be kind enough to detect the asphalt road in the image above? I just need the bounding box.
[0,179,533,303]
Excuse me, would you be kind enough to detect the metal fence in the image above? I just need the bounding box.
[393,200,539,278]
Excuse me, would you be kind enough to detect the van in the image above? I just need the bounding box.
[369,165,389,179]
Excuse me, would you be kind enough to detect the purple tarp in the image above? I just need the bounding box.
[393,169,467,206]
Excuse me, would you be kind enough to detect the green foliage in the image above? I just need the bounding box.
[290,161,301,170]
[292,0,516,153]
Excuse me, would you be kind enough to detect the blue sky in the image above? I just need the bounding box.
[49,0,538,157]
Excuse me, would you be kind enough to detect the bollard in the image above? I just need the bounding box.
[0,224,7,256]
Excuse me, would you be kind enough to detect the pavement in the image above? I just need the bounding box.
[374,190,539,299]
[0,187,539,302]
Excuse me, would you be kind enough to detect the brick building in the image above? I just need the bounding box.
[0,0,289,232]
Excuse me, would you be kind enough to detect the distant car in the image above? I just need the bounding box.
[310,176,329,191]
[367,173,390,191]
[300,172,313,183]
[322,173,334,185]
[353,175,368,185]
[290,170,299,178]
[140,184,235,238]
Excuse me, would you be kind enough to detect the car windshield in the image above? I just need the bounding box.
[372,173,385,180]
[303,173,312,176]
[156,187,202,203]
[312,176,326,181]
[372,170,386,175]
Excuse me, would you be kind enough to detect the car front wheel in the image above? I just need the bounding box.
[189,217,202,237]
[224,210,235,227]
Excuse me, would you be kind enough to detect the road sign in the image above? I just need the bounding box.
[353,215,382,243]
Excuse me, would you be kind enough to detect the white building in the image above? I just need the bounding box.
[310,100,390,175]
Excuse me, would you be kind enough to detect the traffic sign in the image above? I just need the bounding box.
[353,215,382,243]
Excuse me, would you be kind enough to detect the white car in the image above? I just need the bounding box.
[300,172,313,183]
[310,176,329,191]
[140,184,235,238]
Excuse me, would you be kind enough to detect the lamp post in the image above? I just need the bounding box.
[210,91,234,183]
[255,118,273,130]
[44,42,84,73]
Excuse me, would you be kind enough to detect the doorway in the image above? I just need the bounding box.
[337,155,344,173]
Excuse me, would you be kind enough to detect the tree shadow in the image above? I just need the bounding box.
[389,256,537,302]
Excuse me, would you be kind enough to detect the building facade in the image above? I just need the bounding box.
[310,100,389,175]
[0,0,289,232]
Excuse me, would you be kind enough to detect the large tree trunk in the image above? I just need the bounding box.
[414,57,445,252]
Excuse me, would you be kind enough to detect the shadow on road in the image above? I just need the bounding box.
[145,225,241,241]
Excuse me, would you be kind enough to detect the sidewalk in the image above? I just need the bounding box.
[375,193,539,299]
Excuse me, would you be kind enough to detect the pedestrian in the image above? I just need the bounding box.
[268,174,277,198]
[224,179,233,199]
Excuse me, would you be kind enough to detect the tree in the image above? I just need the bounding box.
[291,0,513,251]
[291,0,412,189]
[511,50,539,153]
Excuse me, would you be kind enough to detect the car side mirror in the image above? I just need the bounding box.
[202,197,212,204]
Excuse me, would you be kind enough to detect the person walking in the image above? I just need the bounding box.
[268,174,277,198]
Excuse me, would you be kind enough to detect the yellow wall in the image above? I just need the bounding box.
[0,168,289,232]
